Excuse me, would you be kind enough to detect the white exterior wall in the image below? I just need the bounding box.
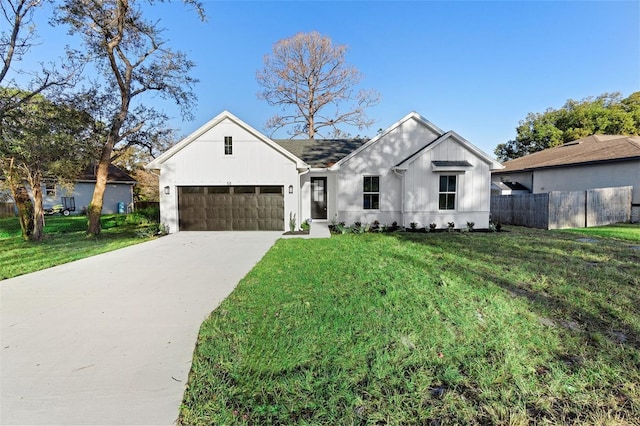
[404,138,492,229]
[532,161,640,222]
[336,117,493,229]
[337,117,439,226]
[158,117,300,233]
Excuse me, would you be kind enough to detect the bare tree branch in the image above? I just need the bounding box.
[257,31,380,139]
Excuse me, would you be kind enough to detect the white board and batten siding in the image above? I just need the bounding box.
[157,117,300,233]
[336,115,498,229]
[404,137,492,229]
[336,115,441,225]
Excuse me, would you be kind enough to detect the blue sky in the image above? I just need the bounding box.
[17,0,640,156]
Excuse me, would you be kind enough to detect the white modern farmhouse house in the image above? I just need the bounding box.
[146,111,503,232]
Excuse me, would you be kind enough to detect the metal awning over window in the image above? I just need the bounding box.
[431,160,473,172]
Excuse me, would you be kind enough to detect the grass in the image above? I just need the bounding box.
[181,226,640,425]
[0,212,161,280]
[558,223,640,243]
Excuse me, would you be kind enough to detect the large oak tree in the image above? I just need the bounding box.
[257,31,380,139]
[56,0,203,235]
[495,92,640,161]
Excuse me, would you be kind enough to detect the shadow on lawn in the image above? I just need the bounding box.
[388,231,640,352]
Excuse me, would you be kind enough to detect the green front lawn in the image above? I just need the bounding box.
[0,214,160,280]
[558,222,640,243]
[181,227,640,425]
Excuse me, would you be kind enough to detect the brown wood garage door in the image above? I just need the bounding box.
[178,186,284,231]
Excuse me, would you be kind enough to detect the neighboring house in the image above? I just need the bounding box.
[146,111,503,233]
[491,135,640,222]
[1,164,136,215]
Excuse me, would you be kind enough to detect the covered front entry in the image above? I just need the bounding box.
[178,186,284,231]
[311,177,327,219]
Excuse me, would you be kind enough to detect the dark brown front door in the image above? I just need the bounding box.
[311,177,327,219]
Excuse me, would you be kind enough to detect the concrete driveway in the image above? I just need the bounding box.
[1,231,281,425]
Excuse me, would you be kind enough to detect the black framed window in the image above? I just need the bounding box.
[45,183,56,197]
[363,176,380,209]
[439,175,456,210]
[224,136,233,155]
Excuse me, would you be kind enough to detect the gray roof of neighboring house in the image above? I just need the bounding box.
[273,139,368,168]
[496,135,640,173]
[78,164,137,183]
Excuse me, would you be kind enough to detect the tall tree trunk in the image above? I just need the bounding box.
[3,158,32,240]
[87,144,113,235]
[30,174,45,241]
[308,115,315,139]
[13,186,33,241]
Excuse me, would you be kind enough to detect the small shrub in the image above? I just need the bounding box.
[136,206,160,222]
[466,221,475,232]
[352,222,364,234]
[301,219,310,232]
[410,222,418,231]
[447,222,455,232]
[429,223,437,232]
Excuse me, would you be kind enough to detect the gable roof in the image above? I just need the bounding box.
[145,111,306,169]
[393,131,504,171]
[329,112,445,170]
[497,135,640,173]
[273,139,367,168]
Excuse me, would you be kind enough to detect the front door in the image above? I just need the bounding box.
[311,177,327,219]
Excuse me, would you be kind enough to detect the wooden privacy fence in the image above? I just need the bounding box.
[491,186,632,229]
[0,202,16,218]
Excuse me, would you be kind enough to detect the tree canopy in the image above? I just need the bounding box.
[495,92,640,162]
[0,88,96,240]
[256,31,380,139]
[56,0,203,235]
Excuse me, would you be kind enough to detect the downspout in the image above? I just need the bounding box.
[393,168,405,228]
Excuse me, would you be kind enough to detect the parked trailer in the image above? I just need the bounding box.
[44,197,76,216]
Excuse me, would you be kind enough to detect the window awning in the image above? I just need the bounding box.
[431,160,473,172]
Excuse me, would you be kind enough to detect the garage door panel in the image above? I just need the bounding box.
[178,186,284,231]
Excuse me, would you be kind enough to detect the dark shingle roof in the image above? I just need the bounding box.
[78,164,136,183]
[273,139,368,168]
[497,135,640,173]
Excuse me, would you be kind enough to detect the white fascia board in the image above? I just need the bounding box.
[329,111,445,171]
[145,111,307,169]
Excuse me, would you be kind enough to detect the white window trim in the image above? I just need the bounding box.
[224,136,233,156]
[438,175,457,211]
[363,175,380,210]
